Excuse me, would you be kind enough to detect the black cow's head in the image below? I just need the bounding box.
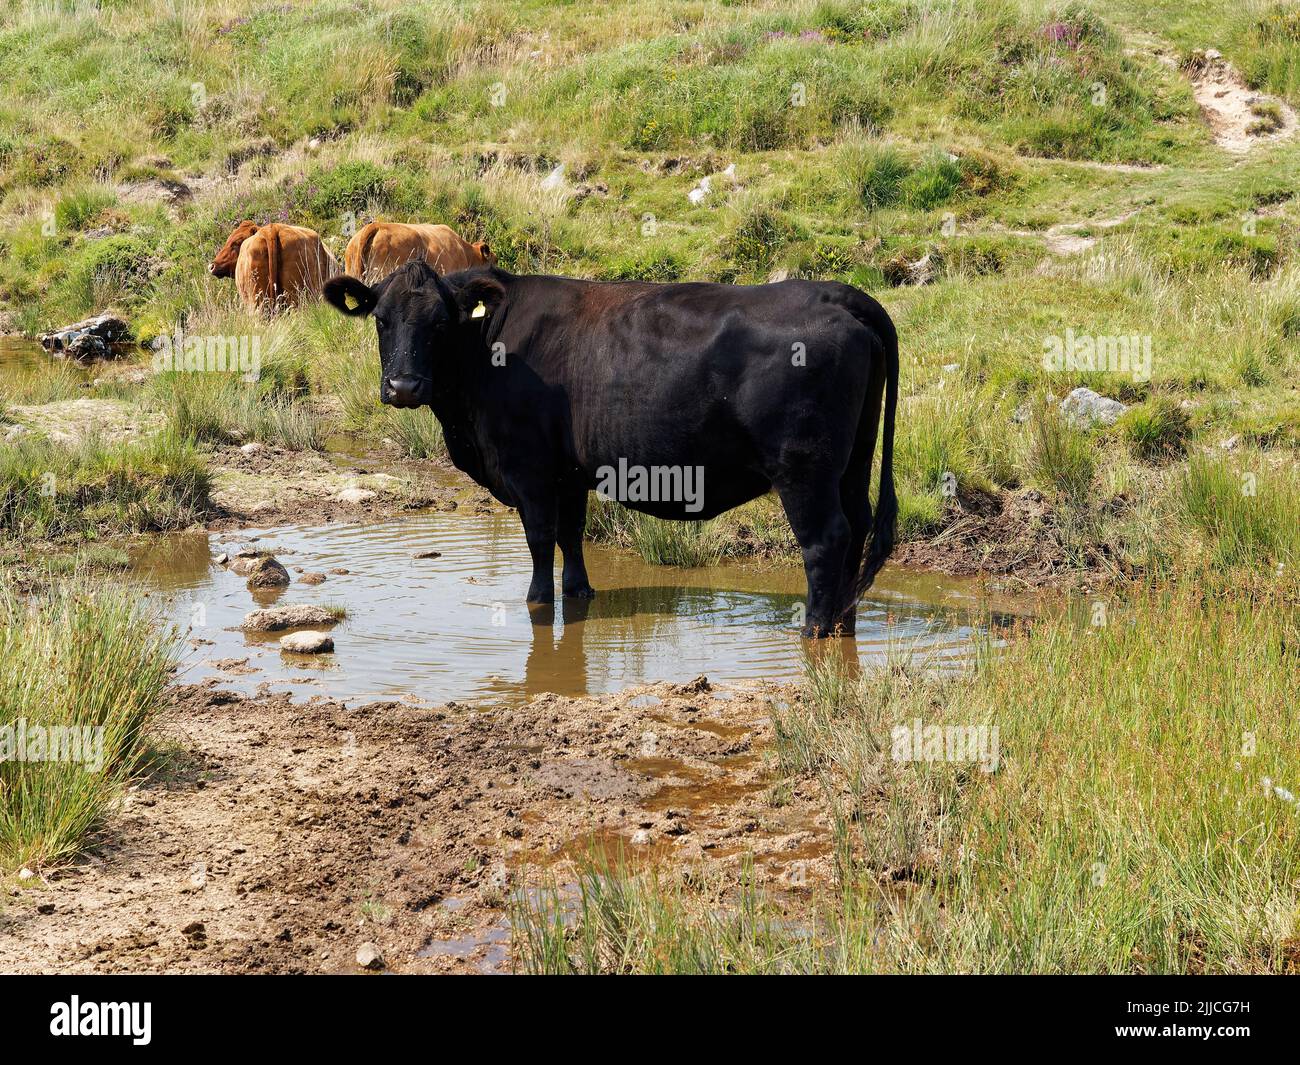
[322,261,505,409]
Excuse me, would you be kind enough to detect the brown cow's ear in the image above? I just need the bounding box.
[323,275,377,317]
[454,275,505,323]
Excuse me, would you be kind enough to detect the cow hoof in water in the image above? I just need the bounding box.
[563,585,596,600]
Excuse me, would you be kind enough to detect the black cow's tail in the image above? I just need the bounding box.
[850,314,899,602]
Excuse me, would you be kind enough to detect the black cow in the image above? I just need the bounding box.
[323,263,897,637]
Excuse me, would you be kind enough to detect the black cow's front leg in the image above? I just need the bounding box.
[518,497,558,604]
[557,485,595,599]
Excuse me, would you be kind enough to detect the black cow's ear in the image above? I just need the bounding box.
[323,275,377,317]
[454,275,506,324]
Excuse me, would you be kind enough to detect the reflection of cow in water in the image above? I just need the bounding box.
[209,221,339,314]
[324,262,898,638]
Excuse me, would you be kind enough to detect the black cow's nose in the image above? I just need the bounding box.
[384,376,425,408]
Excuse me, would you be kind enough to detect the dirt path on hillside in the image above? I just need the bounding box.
[0,678,833,974]
[1184,49,1298,154]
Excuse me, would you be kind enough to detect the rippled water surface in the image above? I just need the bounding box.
[131,510,1017,704]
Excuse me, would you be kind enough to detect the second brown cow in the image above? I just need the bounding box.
[344,222,495,284]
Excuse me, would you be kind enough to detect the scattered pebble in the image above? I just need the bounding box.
[333,488,377,505]
[356,942,386,971]
[299,572,327,585]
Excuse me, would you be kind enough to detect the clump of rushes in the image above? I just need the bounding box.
[0,430,209,539]
[1117,395,1191,460]
[1027,403,1096,503]
[0,579,178,870]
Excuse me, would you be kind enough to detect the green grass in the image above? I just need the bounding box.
[1026,404,1097,502]
[0,430,209,540]
[586,495,730,568]
[1116,395,1191,459]
[0,578,178,870]
[1179,454,1300,569]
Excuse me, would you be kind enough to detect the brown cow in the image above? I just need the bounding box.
[343,222,495,284]
[209,221,339,313]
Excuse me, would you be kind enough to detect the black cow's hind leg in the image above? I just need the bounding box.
[776,478,852,638]
[558,486,596,599]
[836,474,871,637]
[518,496,558,604]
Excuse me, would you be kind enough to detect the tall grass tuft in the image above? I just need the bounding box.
[586,495,728,567]
[1027,405,1095,503]
[0,430,209,538]
[0,579,178,870]
[1179,454,1300,569]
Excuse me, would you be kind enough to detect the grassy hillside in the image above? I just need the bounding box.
[2,0,1298,581]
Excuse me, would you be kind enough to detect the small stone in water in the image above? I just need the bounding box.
[280,630,334,654]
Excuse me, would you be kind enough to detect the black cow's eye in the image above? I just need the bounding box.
[373,316,386,330]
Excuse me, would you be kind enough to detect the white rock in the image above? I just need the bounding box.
[630,829,652,846]
[333,488,377,505]
[240,441,264,455]
[18,867,35,881]
[1060,387,1127,428]
[1219,435,1240,450]
[355,942,385,971]
[687,176,712,205]
[279,630,334,654]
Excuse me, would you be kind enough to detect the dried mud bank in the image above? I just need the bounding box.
[0,678,834,974]
[207,443,503,527]
[893,487,1119,589]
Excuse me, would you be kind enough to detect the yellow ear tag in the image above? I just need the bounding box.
[470,301,487,319]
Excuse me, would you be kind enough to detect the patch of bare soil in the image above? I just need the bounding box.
[987,210,1138,258]
[6,397,163,446]
[0,679,831,974]
[1184,49,1297,154]
[207,444,501,527]
[895,488,1118,589]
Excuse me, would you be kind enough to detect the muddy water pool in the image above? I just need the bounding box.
[131,509,1020,704]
